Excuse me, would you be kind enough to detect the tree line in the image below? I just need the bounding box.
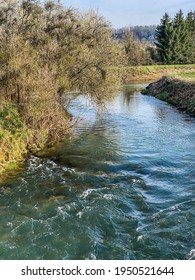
[132,25,156,42]
[114,27,154,66]
[114,25,156,43]
[155,10,195,64]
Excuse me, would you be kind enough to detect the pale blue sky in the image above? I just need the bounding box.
[62,0,195,27]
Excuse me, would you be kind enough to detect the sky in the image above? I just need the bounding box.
[62,0,195,27]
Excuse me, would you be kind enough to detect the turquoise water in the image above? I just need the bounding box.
[0,84,195,259]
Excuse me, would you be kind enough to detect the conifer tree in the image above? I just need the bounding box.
[186,11,195,63]
[155,13,173,64]
[172,10,189,63]
[155,10,195,64]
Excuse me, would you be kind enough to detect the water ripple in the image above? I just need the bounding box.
[0,87,194,259]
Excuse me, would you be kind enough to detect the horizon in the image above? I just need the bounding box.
[62,0,195,27]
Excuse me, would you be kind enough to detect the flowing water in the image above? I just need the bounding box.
[0,84,195,260]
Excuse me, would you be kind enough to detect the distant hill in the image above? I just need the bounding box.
[114,25,156,43]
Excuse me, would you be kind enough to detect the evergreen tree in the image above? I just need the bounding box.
[155,13,173,64]
[186,11,195,63]
[155,10,195,64]
[172,10,189,63]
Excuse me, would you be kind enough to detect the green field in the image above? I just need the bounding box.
[171,72,195,80]
[111,64,195,83]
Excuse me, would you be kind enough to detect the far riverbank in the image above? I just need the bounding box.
[111,64,195,83]
[142,76,195,117]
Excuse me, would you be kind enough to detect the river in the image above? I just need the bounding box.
[0,83,195,260]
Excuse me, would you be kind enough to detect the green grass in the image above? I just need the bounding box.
[0,103,28,177]
[0,103,25,131]
[172,72,195,80]
[110,64,195,82]
[111,64,195,70]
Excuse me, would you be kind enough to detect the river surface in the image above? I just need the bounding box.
[0,84,195,260]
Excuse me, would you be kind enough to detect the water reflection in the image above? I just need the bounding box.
[122,88,141,110]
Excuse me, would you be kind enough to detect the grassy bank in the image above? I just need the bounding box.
[169,72,195,81]
[0,103,71,180]
[0,104,28,178]
[142,76,195,116]
[112,64,195,83]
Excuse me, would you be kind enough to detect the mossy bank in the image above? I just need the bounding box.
[0,104,26,174]
[0,103,71,180]
[142,76,195,117]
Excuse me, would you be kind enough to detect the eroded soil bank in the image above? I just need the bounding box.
[142,76,195,117]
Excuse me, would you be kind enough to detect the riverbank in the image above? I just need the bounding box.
[112,64,195,83]
[142,76,195,117]
[0,103,71,180]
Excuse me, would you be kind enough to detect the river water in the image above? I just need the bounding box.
[0,84,195,260]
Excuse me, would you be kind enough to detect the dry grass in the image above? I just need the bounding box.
[110,64,195,83]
